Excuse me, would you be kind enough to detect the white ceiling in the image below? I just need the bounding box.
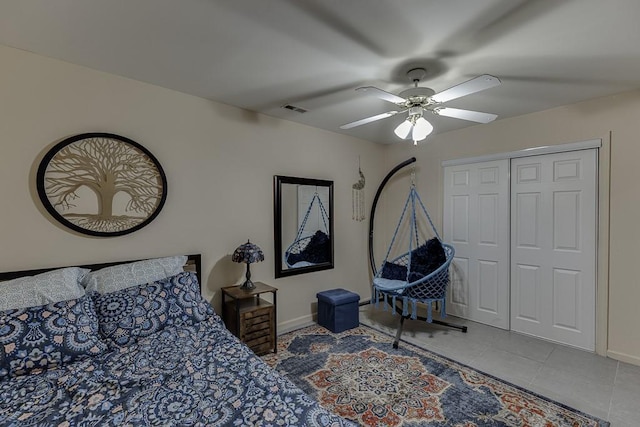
[2,0,640,144]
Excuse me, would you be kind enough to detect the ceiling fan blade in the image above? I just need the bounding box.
[436,107,498,123]
[431,75,501,103]
[356,86,406,104]
[340,111,399,129]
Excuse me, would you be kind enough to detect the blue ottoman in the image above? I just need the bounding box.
[317,288,360,333]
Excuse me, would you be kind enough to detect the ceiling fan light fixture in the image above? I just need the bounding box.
[394,119,413,139]
[412,117,433,141]
[341,74,501,143]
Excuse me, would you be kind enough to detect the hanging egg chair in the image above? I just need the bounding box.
[369,159,467,348]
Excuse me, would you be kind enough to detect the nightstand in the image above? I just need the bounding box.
[221,282,277,355]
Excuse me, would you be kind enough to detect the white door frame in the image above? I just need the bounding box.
[442,139,602,167]
[442,138,610,356]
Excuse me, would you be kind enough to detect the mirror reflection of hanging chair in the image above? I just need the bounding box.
[285,191,331,268]
[370,160,467,349]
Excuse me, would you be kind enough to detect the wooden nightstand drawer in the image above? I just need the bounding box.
[245,333,271,347]
[244,306,272,322]
[221,283,278,355]
[241,307,273,336]
[245,317,271,333]
[240,306,274,354]
[244,328,269,341]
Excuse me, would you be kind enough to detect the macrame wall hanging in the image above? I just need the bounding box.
[352,157,366,222]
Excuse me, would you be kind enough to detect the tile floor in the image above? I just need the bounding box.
[359,304,640,426]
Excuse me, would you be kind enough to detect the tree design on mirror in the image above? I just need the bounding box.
[37,133,167,237]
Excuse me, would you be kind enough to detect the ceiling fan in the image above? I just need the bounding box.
[340,68,501,143]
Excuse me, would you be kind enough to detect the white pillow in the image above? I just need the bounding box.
[0,267,89,311]
[81,255,188,294]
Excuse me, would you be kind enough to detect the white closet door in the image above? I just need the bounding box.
[511,149,597,350]
[444,160,510,329]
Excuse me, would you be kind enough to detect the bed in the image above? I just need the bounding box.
[0,254,356,426]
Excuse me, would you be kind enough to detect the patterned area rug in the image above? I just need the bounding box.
[262,325,609,427]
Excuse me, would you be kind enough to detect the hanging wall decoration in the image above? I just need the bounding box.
[36,132,167,237]
[352,157,366,222]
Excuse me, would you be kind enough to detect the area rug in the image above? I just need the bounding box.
[261,324,609,427]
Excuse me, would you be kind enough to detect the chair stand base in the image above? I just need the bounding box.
[391,303,468,349]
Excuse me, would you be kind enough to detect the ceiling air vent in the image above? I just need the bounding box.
[282,104,307,114]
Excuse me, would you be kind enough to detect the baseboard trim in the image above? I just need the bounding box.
[607,349,640,366]
[278,314,316,334]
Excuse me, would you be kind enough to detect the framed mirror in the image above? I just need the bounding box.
[274,175,334,278]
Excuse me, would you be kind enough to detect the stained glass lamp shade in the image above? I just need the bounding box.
[232,240,264,290]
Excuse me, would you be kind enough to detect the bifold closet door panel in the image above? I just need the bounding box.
[444,160,510,329]
[510,149,597,351]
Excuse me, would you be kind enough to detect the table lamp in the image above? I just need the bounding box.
[232,240,264,290]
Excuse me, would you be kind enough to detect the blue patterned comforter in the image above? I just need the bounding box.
[0,314,356,426]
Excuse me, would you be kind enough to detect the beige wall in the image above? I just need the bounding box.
[384,89,640,365]
[0,44,385,332]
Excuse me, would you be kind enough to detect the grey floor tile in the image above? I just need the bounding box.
[403,332,490,367]
[615,361,640,390]
[609,381,640,421]
[529,365,613,418]
[360,307,487,365]
[608,414,639,427]
[467,346,543,388]
[490,331,556,363]
[544,345,618,385]
[458,321,508,345]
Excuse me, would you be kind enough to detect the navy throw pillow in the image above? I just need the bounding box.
[380,262,408,280]
[410,238,446,276]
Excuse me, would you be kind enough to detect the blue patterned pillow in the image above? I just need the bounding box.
[0,267,89,311]
[81,255,188,294]
[0,294,107,379]
[92,271,213,347]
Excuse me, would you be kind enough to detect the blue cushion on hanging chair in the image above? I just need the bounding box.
[380,238,446,283]
[372,277,406,294]
[410,238,446,276]
[380,261,407,280]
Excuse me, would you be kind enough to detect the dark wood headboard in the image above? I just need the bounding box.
[0,254,202,290]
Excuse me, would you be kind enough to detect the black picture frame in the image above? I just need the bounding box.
[36,133,167,237]
[274,175,334,278]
